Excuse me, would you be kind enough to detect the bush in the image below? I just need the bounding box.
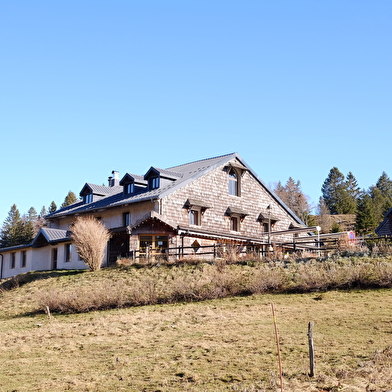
[71,216,111,271]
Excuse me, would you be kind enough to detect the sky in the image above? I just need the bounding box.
[1,0,391,224]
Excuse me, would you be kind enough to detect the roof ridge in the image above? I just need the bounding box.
[166,152,237,170]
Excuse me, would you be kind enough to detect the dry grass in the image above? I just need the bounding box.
[1,286,392,391]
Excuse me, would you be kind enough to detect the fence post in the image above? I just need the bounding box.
[308,321,315,377]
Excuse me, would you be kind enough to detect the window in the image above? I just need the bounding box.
[123,212,130,226]
[149,177,160,189]
[262,222,269,233]
[65,244,72,263]
[139,235,168,254]
[230,216,239,231]
[84,193,93,203]
[125,183,134,194]
[189,209,201,226]
[228,169,239,196]
[21,251,26,268]
[10,253,16,269]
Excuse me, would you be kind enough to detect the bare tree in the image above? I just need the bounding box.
[71,216,111,271]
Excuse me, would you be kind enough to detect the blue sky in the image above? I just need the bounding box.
[1,0,391,224]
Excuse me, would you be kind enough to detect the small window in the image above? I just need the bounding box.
[230,216,239,231]
[21,251,26,268]
[125,183,134,194]
[149,177,160,189]
[84,193,93,203]
[189,209,201,226]
[10,253,16,269]
[228,169,239,196]
[262,222,269,233]
[65,244,72,263]
[123,212,130,226]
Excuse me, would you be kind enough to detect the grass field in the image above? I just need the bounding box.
[1,262,392,391]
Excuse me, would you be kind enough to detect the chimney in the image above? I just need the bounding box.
[108,171,120,187]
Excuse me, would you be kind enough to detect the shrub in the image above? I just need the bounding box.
[71,216,111,271]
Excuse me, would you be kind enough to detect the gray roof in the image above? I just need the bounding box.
[45,153,305,225]
[31,228,70,247]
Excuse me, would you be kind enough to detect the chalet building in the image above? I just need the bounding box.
[0,153,314,279]
[376,208,392,236]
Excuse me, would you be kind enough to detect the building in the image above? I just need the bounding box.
[0,153,314,279]
[376,208,392,236]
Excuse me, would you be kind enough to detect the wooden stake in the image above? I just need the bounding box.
[308,321,315,377]
[45,306,52,321]
[271,303,284,392]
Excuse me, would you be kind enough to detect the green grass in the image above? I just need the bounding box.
[1,259,392,391]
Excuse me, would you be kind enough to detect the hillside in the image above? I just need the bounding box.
[1,258,392,391]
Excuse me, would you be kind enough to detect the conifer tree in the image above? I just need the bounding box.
[48,201,57,214]
[61,191,78,208]
[375,172,392,214]
[0,204,25,247]
[321,167,346,214]
[321,167,358,214]
[356,191,379,235]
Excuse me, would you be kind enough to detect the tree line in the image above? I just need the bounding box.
[274,169,392,236]
[0,191,78,248]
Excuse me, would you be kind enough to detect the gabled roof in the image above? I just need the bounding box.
[376,208,392,235]
[120,173,147,186]
[80,183,120,197]
[144,167,183,180]
[45,153,305,226]
[31,228,70,247]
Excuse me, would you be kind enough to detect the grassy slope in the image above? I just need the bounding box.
[1,266,392,391]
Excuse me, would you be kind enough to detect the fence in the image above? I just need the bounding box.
[115,235,392,264]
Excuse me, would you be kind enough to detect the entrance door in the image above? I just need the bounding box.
[52,248,58,269]
[108,233,130,266]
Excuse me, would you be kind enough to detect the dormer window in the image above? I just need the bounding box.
[125,183,134,195]
[84,193,93,204]
[149,177,160,189]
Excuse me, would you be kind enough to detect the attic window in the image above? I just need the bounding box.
[149,177,160,189]
[125,183,134,195]
[84,194,93,204]
[228,169,239,196]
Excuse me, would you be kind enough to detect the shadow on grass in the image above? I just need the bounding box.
[0,269,87,291]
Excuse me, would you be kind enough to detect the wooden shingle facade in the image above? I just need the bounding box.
[1,153,314,278]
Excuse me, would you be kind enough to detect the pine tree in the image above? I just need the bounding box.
[375,172,392,214]
[61,191,78,208]
[21,207,38,243]
[344,172,360,214]
[321,167,357,214]
[0,204,25,247]
[48,201,57,214]
[356,191,379,235]
[322,167,345,214]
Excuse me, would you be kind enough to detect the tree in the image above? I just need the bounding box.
[321,167,358,214]
[21,207,38,243]
[344,172,360,214]
[61,191,78,208]
[274,177,313,225]
[48,201,57,214]
[0,204,25,247]
[70,216,111,271]
[316,197,332,234]
[356,191,379,235]
[375,172,392,214]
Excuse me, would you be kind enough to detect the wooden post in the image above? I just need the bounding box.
[308,321,315,377]
[271,303,284,392]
